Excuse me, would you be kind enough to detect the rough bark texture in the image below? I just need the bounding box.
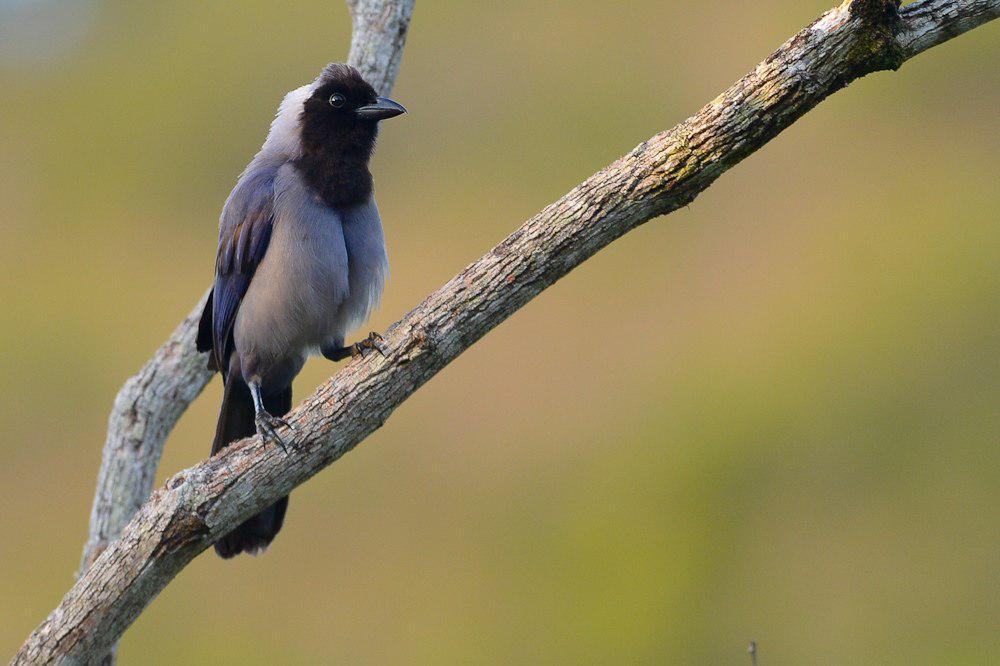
[896,0,1000,56]
[62,1,415,665]
[76,295,213,666]
[346,0,415,95]
[79,294,212,581]
[14,0,997,663]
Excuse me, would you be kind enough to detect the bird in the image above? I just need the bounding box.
[195,63,406,558]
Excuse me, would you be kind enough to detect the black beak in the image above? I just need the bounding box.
[354,96,406,120]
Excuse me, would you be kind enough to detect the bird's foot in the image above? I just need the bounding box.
[255,410,294,453]
[321,332,389,362]
[350,331,389,359]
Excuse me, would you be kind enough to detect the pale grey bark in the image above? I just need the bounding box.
[77,295,213,666]
[80,294,212,580]
[346,0,415,96]
[896,0,1000,57]
[76,0,417,584]
[14,0,997,663]
[66,1,414,665]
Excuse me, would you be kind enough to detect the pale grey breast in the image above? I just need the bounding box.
[233,163,388,384]
[336,197,389,342]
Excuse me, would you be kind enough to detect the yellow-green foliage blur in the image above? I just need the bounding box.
[1,0,997,662]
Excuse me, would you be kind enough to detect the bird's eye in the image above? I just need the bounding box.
[328,93,347,108]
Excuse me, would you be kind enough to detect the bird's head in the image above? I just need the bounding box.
[298,63,406,160]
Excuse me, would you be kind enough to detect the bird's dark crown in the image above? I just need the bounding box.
[297,64,381,209]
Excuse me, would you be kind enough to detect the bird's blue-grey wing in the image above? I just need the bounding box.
[205,167,278,374]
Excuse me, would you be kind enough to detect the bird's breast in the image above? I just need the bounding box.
[234,166,388,374]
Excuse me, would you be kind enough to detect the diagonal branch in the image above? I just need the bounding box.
[15,0,997,663]
[896,0,999,56]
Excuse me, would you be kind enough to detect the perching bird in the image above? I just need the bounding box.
[195,63,405,558]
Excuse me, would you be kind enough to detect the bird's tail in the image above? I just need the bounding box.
[211,377,290,559]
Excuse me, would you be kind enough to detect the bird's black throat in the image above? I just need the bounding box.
[295,120,378,209]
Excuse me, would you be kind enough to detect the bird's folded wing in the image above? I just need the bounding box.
[203,168,278,374]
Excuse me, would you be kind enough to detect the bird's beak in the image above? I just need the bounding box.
[354,97,406,120]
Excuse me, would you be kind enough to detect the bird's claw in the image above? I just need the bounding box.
[255,411,293,453]
[350,331,389,359]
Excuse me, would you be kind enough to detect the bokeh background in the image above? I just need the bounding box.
[2,0,998,662]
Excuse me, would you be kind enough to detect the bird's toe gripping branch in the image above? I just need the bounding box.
[248,380,295,452]
[351,331,390,358]
[254,411,294,453]
[322,331,390,362]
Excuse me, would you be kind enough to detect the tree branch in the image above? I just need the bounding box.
[346,0,415,95]
[63,1,415,665]
[76,295,213,666]
[15,0,997,662]
[895,0,999,57]
[79,294,212,580]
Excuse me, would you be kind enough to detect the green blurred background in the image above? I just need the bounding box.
[1,0,998,662]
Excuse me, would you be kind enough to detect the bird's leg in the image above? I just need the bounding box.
[320,344,353,362]
[248,380,293,452]
[321,331,389,362]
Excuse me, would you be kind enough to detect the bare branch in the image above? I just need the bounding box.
[896,0,1000,58]
[15,0,997,663]
[76,294,213,666]
[63,1,415,664]
[79,0,416,590]
[80,294,212,579]
[347,0,415,95]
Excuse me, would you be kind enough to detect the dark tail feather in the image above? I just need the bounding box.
[212,378,291,559]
